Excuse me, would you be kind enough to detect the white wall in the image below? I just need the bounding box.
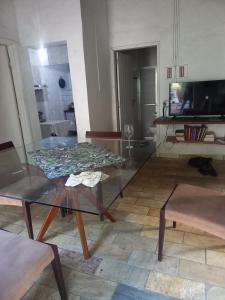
[81,0,113,131]
[14,0,91,140]
[0,0,19,42]
[0,0,42,147]
[47,45,69,65]
[107,0,225,157]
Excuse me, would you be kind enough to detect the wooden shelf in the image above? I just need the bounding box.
[154,117,225,125]
[166,136,225,145]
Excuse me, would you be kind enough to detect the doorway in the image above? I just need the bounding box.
[28,42,77,145]
[115,46,157,140]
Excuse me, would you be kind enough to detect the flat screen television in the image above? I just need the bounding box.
[169,80,225,117]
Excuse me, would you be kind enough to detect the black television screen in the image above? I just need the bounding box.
[169,80,225,116]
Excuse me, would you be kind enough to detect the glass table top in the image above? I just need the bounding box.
[0,139,156,215]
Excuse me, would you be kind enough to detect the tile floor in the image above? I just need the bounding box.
[1,158,225,299]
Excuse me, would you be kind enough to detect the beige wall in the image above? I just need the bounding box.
[0,0,19,42]
[80,0,113,131]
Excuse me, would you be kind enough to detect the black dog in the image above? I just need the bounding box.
[188,157,218,176]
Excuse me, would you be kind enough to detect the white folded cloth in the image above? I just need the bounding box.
[65,171,109,188]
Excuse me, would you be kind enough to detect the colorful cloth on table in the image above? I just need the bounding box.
[29,142,125,179]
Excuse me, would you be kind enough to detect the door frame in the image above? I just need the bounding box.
[0,39,39,155]
[112,41,160,132]
[0,42,26,158]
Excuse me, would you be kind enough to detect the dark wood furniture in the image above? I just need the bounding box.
[0,141,34,238]
[0,230,67,300]
[158,184,225,261]
[86,131,122,139]
[154,116,225,125]
[165,135,224,145]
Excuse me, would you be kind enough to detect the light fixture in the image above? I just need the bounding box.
[37,47,48,65]
[171,82,181,90]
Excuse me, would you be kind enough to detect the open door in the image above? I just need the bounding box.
[7,44,42,150]
[116,51,139,138]
[116,47,157,141]
[0,45,24,148]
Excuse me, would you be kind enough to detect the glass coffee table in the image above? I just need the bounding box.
[0,138,156,258]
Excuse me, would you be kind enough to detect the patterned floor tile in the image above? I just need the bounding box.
[115,196,138,205]
[95,258,150,289]
[22,282,79,300]
[66,270,117,300]
[141,226,184,243]
[183,232,225,248]
[108,220,143,233]
[125,213,160,226]
[116,202,149,215]
[147,207,160,217]
[113,231,158,253]
[206,249,225,268]
[0,222,25,234]
[207,286,225,300]
[46,232,94,252]
[59,249,102,274]
[179,259,225,288]
[175,223,206,235]
[163,241,206,263]
[128,250,179,275]
[135,199,165,209]
[93,243,132,261]
[38,267,116,300]
[112,283,177,300]
[146,272,205,300]
[74,223,108,241]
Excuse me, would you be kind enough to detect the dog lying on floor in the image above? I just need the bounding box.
[188,157,218,176]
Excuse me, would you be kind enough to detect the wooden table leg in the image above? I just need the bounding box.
[22,201,34,239]
[36,189,67,241]
[75,211,90,259]
[36,207,59,241]
[104,211,116,222]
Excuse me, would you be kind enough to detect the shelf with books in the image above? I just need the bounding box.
[154,117,225,145]
[166,136,225,145]
[177,125,212,142]
[154,117,225,125]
